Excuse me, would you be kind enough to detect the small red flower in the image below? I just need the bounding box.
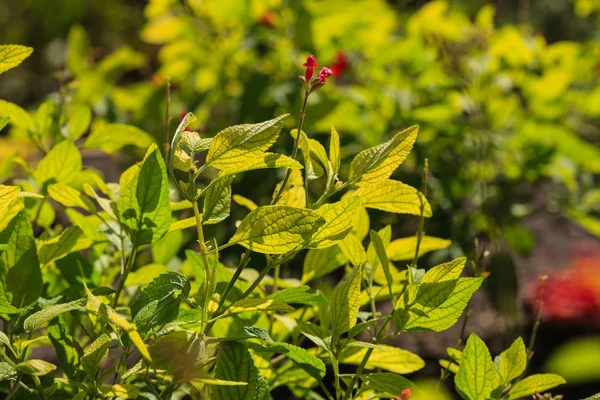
[331,51,349,77]
[303,55,319,80]
[400,389,412,400]
[317,66,333,83]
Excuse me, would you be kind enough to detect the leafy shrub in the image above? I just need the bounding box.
[0,47,572,399]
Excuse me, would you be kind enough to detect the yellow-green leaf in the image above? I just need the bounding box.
[455,334,501,400]
[168,216,196,232]
[203,175,234,224]
[48,183,95,212]
[302,246,347,283]
[0,45,33,74]
[338,234,367,267]
[38,226,92,265]
[233,194,258,211]
[217,298,294,319]
[229,205,324,254]
[508,374,566,400]
[329,265,363,334]
[340,345,425,374]
[81,334,111,377]
[308,196,361,248]
[100,384,140,399]
[215,152,302,176]
[0,99,35,131]
[0,185,20,214]
[356,179,431,216]
[329,126,341,179]
[388,236,451,261]
[349,125,418,186]
[35,140,82,186]
[15,359,56,376]
[84,123,154,153]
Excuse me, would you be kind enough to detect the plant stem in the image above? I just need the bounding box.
[332,342,342,400]
[272,90,309,205]
[268,263,281,336]
[5,375,22,400]
[192,198,212,328]
[409,159,429,280]
[112,248,138,308]
[164,78,171,158]
[523,275,547,375]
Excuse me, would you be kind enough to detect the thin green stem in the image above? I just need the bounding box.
[409,159,429,280]
[192,198,212,328]
[272,90,309,205]
[164,78,171,158]
[5,375,23,400]
[523,275,547,377]
[112,248,138,309]
[269,263,281,336]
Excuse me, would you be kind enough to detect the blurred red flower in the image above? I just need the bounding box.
[258,10,276,27]
[318,66,333,83]
[303,55,318,80]
[331,51,349,77]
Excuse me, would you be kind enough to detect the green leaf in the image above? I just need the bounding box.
[215,341,270,400]
[229,205,325,254]
[48,319,82,379]
[130,271,191,333]
[169,216,196,232]
[0,331,10,348]
[455,334,501,400]
[233,194,258,211]
[35,140,82,186]
[369,229,394,299]
[302,246,347,283]
[308,196,361,248]
[329,265,363,334]
[84,123,154,153]
[24,298,86,332]
[34,100,55,138]
[356,179,431,216]
[0,185,20,214]
[203,175,234,224]
[149,330,206,382]
[582,393,600,400]
[38,226,92,265]
[274,169,306,208]
[329,126,341,180]
[117,144,171,246]
[349,125,418,186]
[124,263,168,287]
[291,129,325,181]
[0,116,9,130]
[180,130,212,153]
[265,341,326,381]
[67,104,92,140]
[422,257,467,283]
[81,334,111,377]
[545,337,600,384]
[15,359,56,376]
[100,384,140,399]
[0,45,33,74]
[217,298,294,319]
[496,337,526,384]
[215,153,302,176]
[338,234,367,267]
[85,285,151,362]
[267,286,325,306]
[0,362,16,381]
[388,236,451,261]
[339,345,425,374]
[0,99,35,131]
[0,211,42,308]
[48,183,95,212]
[360,373,415,396]
[207,114,290,171]
[508,374,566,399]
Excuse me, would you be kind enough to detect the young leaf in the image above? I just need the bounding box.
[455,334,501,400]
[100,384,140,399]
[355,180,431,216]
[329,265,363,334]
[85,286,151,362]
[496,337,527,384]
[421,257,467,283]
[508,374,566,399]
[38,226,92,265]
[149,330,205,382]
[0,362,16,381]
[81,334,111,377]
[215,152,302,176]
[48,183,95,212]
[267,286,326,306]
[35,140,82,187]
[229,205,325,254]
[338,234,367,267]
[360,373,415,396]
[302,246,347,283]
[0,99,35,131]
[233,194,258,211]
[24,298,86,332]
[263,341,326,381]
[15,360,56,376]
[308,196,361,248]
[387,236,451,261]
[207,114,290,170]
[203,175,234,224]
[329,126,341,179]
[117,144,171,246]
[130,271,191,333]
[369,229,394,300]
[274,169,306,208]
[217,298,294,319]
[84,124,154,153]
[0,185,20,214]
[0,116,8,130]
[0,210,42,308]
[0,45,33,74]
[215,341,270,400]
[349,125,418,186]
[67,104,92,140]
[339,345,425,374]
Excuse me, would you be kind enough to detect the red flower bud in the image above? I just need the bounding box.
[180,111,192,132]
[331,51,349,77]
[303,54,319,80]
[258,10,276,27]
[400,389,412,400]
[318,66,333,83]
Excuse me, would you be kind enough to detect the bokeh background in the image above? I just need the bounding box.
[1,0,599,398]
